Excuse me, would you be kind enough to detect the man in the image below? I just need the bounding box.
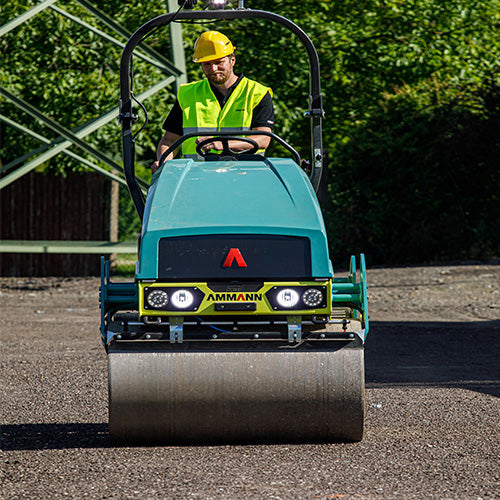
[151,31,274,173]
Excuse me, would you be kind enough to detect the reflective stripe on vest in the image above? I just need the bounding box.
[177,77,272,157]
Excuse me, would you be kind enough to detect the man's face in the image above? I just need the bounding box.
[201,55,235,85]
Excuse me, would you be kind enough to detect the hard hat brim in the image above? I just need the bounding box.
[193,53,233,63]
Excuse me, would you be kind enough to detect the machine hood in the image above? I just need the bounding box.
[138,157,332,279]
[144,157,323,233]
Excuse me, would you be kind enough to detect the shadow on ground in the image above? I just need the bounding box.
[3,319,498,451]
[1,423,108,451]
[366,319,500,398]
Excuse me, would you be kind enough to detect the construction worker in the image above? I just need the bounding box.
[151,31,274,173]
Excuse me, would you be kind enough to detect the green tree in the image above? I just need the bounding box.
[2,0,499,262]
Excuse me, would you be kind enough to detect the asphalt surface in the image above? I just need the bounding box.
[1,264,499,499]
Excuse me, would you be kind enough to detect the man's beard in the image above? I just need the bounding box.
[207,70,230,85]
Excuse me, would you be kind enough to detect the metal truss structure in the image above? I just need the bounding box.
[0,0,186,255]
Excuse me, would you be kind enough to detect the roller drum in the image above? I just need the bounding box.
[108,342,364,444]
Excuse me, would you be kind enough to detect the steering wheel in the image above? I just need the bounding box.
[195,136,259,159]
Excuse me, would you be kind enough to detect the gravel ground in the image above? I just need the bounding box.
[1,263,499,499]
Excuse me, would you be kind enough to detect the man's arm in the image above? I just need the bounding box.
[151,99,183,174]
[195,126,271,153]
[151,130,181,174]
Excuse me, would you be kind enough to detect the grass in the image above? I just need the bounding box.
[113,253,137,278]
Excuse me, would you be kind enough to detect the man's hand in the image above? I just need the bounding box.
[194,128,272,155]
[195,136,223,152]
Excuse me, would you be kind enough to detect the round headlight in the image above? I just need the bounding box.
[147,289,168,308]
[171,289,194,309]
[302,288,323,307]
[276,288,300,308]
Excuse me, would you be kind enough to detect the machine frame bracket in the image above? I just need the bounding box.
[354,329,367,343]
[287,315,302,343]
[169,316,184,343]
[106,330,120,345]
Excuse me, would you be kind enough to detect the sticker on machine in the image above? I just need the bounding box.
[206,293,263,301]
[222,248,247,268]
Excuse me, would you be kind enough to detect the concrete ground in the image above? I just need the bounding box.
[1,263,499,499]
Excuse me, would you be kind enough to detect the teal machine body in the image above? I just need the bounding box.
[100,5,369,445]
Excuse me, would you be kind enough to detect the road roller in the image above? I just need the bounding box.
[100,2,369,444]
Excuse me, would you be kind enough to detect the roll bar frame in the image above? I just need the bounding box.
[119,8,324,219]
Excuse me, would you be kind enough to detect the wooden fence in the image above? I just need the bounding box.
[0,171,117,276]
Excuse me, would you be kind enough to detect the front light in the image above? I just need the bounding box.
[276,288,300,308]
[208,0,230,7]
[146,289,169,308]
[302,288,323,307]
[171,289,194,309]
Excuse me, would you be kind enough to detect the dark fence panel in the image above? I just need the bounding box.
[0,171,113,276]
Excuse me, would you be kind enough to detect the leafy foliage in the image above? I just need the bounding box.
[2,0,499,262]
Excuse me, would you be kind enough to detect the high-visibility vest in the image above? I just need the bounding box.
[177,77,272,158]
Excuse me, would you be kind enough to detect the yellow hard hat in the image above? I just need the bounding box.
[193,31,235,63]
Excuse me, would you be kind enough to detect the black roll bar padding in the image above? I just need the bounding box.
[158,130,301,167]
[120,9,324,219]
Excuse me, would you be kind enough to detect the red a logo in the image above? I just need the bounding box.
[223,248,247,268]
